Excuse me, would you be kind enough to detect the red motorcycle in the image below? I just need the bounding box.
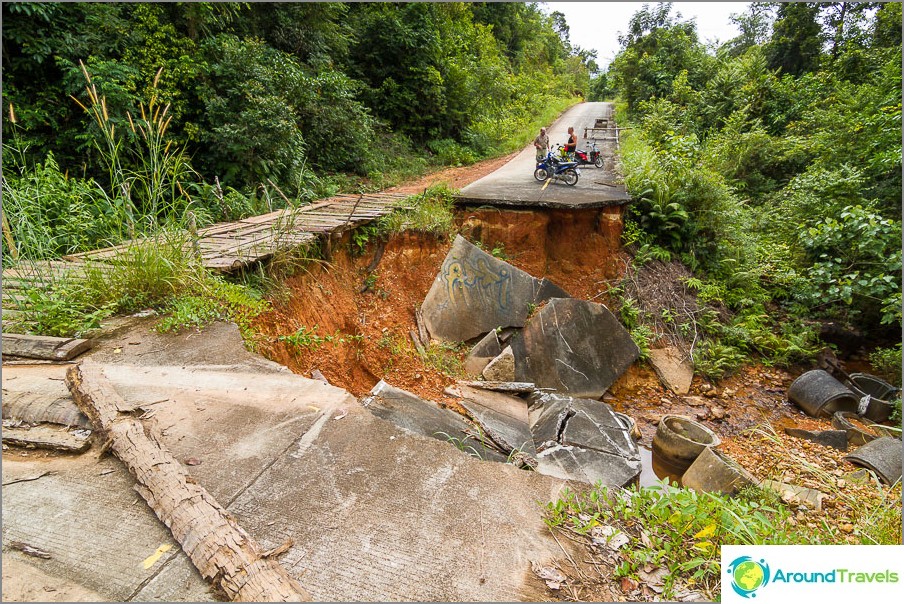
[573,140,603,168]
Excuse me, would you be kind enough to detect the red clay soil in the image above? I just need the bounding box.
[386,151,521,194]
[252,232,458,401]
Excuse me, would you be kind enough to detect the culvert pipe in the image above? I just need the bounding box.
[651,415,720,483]
[787,369,859,418]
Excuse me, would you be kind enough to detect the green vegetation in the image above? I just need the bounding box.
[378,185,457,237]
[600,2,901,376]
[546,482,812,599]
[2,2,595,337]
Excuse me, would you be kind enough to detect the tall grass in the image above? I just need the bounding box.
[2,67,271,339]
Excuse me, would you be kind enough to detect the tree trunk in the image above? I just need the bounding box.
[65,361,310,602]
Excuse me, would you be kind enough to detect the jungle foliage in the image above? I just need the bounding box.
[2,1,593,262]
[597,2,901,375]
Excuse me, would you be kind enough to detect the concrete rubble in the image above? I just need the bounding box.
[527,392,641,487]
[510,298,640,399]
[362,380,508,462]
[463,328,516,376]
[420,235,569,342]
[784,427,849,451]
[482,346,516,382]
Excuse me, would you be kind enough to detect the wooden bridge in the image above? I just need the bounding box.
[1,191,412,321]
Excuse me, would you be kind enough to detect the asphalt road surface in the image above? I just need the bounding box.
[459,101,631,208]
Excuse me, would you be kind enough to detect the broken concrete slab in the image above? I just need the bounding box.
[464,330,504,376]
[458,397,535,461]
[511,298,639,399]
[2,365,92,429]
[445,384,534,461]
[445,384,530,426]
[463,328,517,376]
[483,345,515,382]
[4,319,582,602]
[526,392,640,486]
[648,347,693,395]
[535,445,641,488]
[456,380,537,394]
[784,427,848,451]
[420,235,569,342]
[560,409,637,459]
[681,447,757,495]
[363,380,507,462]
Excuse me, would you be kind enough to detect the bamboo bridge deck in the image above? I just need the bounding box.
[1,191,412,320]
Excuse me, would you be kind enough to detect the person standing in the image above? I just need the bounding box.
[533,127,550,163]
[564,126,578,159]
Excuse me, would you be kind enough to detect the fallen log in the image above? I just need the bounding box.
[65,361,310,602]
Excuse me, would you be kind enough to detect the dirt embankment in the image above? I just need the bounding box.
[252,205,627,402]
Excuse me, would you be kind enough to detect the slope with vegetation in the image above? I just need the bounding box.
[591,2,901,383]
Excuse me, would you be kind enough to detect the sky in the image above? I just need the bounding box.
[545,2,751,68]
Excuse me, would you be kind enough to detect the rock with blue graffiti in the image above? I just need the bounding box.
[420,235,569,342]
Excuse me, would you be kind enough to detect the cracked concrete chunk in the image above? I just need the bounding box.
[420,235,569,342]
[482,346,516,382]
[511,298,639,399]
[649,347,694,395]
[464,328,517,376]
[536,445,641,488]
[527,392,640,486]
[560,410,638,459]
[363,380,507,461]
[446,385,535,460]
[784,428,848,451]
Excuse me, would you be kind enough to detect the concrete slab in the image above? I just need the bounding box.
[421,235,569,342]
[512,298,639,398]
[448,386,535,458]
[458,102,631,209]
[363,380,508,462]
[463,330,504,376]
[3,320,583,601]
[527,392,641,487]
[784,427,849,451]
[1,364,92,429]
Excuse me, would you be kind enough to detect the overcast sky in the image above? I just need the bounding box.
[545,2,751,68]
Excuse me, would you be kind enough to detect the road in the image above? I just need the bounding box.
[458,101,631,208]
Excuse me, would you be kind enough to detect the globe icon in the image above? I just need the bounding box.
[734,560,765,592]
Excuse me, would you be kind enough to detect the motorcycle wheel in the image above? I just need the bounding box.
[562,169,579,186]
[594,155,603,168]
[534,167,550,181]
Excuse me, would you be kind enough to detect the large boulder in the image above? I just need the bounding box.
[511,298,639,398]
[421,235,569,342]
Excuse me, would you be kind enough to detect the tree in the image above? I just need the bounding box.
[765,2,824,76]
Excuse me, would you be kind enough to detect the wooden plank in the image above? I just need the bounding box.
[2,334,94,361]
[65,362,310,602]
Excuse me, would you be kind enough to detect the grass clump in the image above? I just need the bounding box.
[379,184,456,237]
[544,481,831,600]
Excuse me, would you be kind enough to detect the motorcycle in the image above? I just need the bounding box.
[574,141,603,168]
[534,150,580,186]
